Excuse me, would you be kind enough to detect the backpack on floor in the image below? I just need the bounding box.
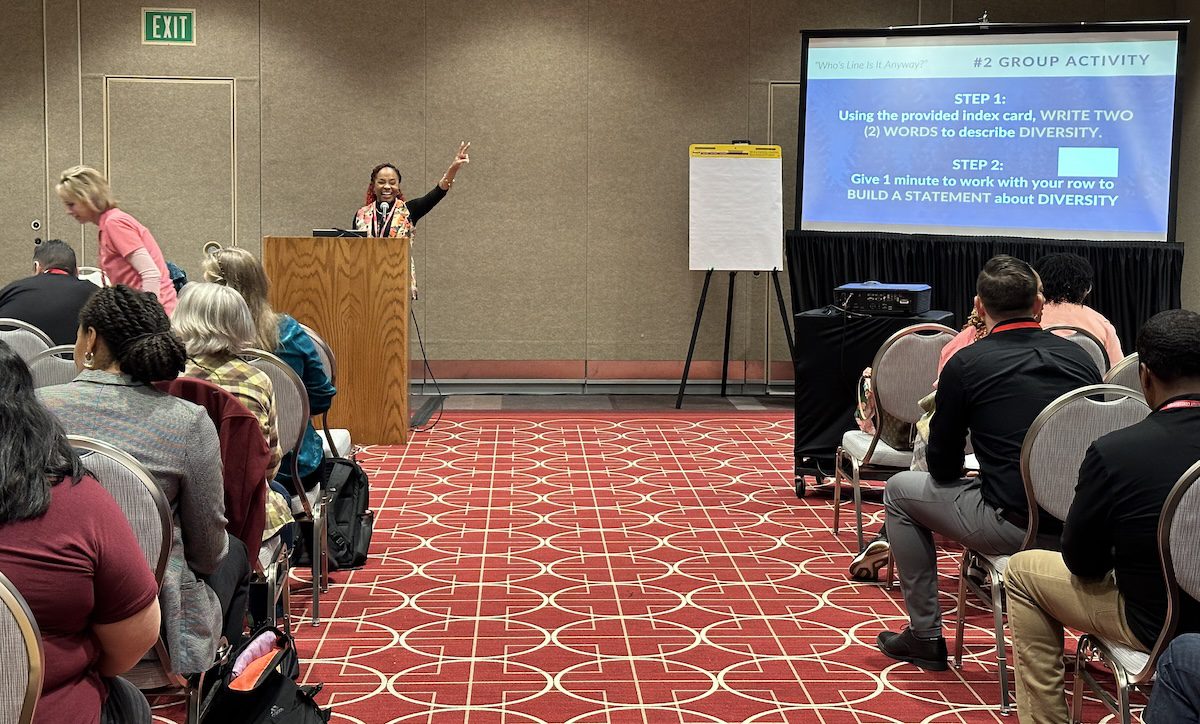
[202,626,330,723]
[323,456,374,570]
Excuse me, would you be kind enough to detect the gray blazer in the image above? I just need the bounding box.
[38,370,229,675]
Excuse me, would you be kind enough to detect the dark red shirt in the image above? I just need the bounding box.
[0,475,159,724]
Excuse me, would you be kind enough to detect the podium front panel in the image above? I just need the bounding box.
[263,236,409,445]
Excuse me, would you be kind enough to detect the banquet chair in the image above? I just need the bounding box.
[240,349,328,625]
[28,345,77,388]
[0,570,44,724]
[1071,458,1200,724]
[1044,324,1109,375]
[77,266,107,288]
[832,322,956,550]
[0,319,52,364]
[953,384,1150,715]
[298,323,352,458]
[68,436,213,724]
[1104,353,1140,391]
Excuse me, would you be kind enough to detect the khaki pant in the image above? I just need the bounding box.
[1005,549,1147,724]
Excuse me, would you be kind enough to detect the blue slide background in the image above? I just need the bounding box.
[801,75,1176,236]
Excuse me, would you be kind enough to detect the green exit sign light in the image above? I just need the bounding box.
[143,8,195,45]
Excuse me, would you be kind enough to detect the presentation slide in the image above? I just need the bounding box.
[799,29,1182,241]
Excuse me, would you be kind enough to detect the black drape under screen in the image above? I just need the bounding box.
[785,230,1184,352]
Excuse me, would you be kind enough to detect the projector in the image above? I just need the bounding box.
[834,282,932,316]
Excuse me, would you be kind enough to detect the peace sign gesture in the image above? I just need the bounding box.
[440,141,470,190]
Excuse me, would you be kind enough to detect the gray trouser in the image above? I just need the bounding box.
[883,471,1025,638]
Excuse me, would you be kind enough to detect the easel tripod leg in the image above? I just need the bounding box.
[721,271,737,397]
[676,269,715,409]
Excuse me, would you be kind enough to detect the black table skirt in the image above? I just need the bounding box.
[792,307,954,476]
[785,230,1183,352]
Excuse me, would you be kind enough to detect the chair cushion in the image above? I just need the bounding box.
[1092,635,1151,674]
[841,430,914,469]
[259,535,284,571]
[322,428,352,458]
[979,552,1011,577]
[125,656,173,689]
[289,484,322,516]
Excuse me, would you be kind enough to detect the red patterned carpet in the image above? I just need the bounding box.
[155,412,1139,723]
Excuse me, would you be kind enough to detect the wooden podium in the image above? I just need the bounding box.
[262,236,409,444]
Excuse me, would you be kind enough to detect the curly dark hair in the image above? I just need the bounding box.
[1034,253,1094,304]
[78,285,187,384]
[0,340,83,523]
[364,162,406,206]
[1137,309,1200,383]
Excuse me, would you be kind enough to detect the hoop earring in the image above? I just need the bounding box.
[83,351,95,369]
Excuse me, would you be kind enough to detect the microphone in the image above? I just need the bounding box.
[379,201,390,216]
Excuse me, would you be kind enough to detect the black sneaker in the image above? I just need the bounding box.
[849,536,891,581]
[877,629,949,671]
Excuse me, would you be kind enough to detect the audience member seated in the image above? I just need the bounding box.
[1146,633,1200,723]
[1033,252,1123,366]
[37,285,250,674]
[172,281,294,546]
[0,339,160,724]
[0,239,98,345]
[201,247,337,495]
[872,255,1101,671]
[1004,309,1200,723]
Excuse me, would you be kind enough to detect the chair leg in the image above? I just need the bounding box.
[185,685,201,724]
[832,449,844,534]
[1116,671,1132,724]
[1070,642,1086,723]
[954,551,971,669]
[320,512,330,593]
[991,569,1011,715]
[311,524,322,626]
[851,459,864,551]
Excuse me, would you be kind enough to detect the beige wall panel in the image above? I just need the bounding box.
[0,0,47,284]
[423,1,589,361]
[105,80,234,268]
[44,0,86,254]
[586,0,751,363]
[234,79,261,259]
[79,0,258,77]
[260,0,426,243]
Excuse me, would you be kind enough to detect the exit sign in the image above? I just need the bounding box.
[142,8,195,45]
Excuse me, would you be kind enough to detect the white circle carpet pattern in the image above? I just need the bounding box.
[153,412,1135,723]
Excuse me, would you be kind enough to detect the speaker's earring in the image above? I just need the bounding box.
[83,351,95,369]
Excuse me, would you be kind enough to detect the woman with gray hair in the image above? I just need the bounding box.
[172,282,292,542]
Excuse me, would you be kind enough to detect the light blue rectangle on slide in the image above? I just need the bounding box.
[1058,147,1119,177]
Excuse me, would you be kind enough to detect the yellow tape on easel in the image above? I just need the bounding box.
[689,144,782,159]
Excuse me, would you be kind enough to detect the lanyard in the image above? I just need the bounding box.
[1161,400,1200,412]
[43,269,69,276]
[373,205,395,237]
[991,320,1041,334]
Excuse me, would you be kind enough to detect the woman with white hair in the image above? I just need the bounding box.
[172,282,292,541]
[56,165,176,314]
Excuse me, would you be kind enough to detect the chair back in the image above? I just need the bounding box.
[1019,384,1150,539]
[0,319,52,364]
[298,323,337,386]
[871,323,958,424]
[28,345,77,389]
[76,266,107,288]
[1044,324,1109,374]
[240,349,309,481]
[0,571,43,724]
[154,376,270,563]
[69,436,171,584]
[1144,460,1200,682]
[1103,352,1140,390]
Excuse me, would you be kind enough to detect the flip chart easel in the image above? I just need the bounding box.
[676,143,792,408]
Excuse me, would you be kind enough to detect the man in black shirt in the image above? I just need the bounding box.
[1005,309,1200,723]
[0,239,98,345]
[875,255,1100,671]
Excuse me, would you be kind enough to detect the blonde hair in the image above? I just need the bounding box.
[173,282,256,358]
[55,165,117,214]
[201,247,280,351]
